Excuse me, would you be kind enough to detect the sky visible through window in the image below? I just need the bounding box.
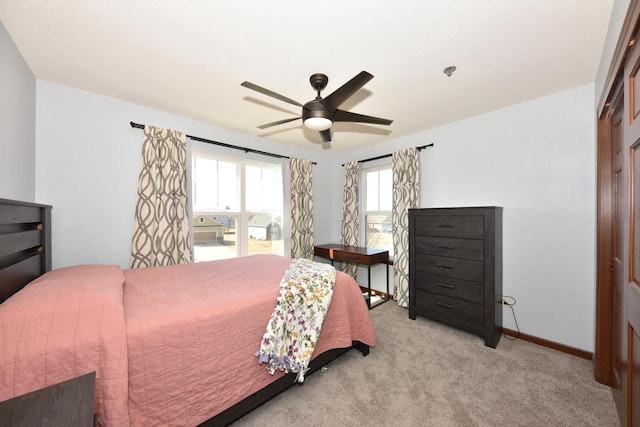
[366,168,392,212]
[193,157,237,211]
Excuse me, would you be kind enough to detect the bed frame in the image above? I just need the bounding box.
[0,197,369,426]
[0,198,51,303]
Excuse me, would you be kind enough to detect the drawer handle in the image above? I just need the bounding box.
[437,283,454,289]
[437,224,454,228]
[437,245,454,249]
[437,302,454,309]
[344,255,359,260]
[437,263,454,269]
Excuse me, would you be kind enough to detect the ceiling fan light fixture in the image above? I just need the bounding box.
[304,117,332,131]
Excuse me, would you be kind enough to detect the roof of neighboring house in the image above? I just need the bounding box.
[367,215,392,223]
[193,215,223,227]
[248,215,281,228]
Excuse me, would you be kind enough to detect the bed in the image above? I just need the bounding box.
[0,198,376,426]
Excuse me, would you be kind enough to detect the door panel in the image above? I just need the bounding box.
[623,34,640,427]
[613,95,625,390]
[628,284,640,427]
[629,322,640,426]
[632,141,640,286]
[631,59,640,123]
[630,142,640,427]
[597,3,640,426]
[595,89,616,385]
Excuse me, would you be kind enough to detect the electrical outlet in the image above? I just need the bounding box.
[500,296,516,306]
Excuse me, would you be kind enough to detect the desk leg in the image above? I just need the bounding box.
[386,263,389,301]
[367,265,372,309]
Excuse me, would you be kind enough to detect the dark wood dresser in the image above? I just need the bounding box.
[408,207,502,348]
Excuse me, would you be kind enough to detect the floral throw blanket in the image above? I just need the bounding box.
[256,258,336,382]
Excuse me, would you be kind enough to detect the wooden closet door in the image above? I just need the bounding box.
[623,32,640,427]
[611,89,625,392]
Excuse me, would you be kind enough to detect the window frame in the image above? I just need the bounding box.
[191,150,284,260]
[361,164,394,256]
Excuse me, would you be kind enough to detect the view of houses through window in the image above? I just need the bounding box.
[192,154,283,261]
[363,166,394,256]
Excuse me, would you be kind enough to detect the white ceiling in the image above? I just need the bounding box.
[0,0,614,153]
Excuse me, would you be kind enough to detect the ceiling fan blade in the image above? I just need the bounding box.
[333,109,393,126]
[241,81,303,107]
[323,71,374,112]
[320,129,332,142]
[257,117,301,129]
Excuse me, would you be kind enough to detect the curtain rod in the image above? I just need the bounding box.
[130,122,316,165]
[341,143,434,167]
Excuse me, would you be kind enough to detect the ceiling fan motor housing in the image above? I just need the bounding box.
[302,99,332,122]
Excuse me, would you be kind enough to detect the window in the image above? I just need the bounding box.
[192,153,283,262]
[362,166,393,256]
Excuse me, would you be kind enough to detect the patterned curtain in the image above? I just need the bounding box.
[130,125,191,268]
[290,157,314,259]
[340,161,360,278]
[392,147,420,307]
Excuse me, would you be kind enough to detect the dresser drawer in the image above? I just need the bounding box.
[415,254,484,282]
[413,215,484,238]
[414,290,484,325]
[413,236,483,261]
[414,271,484,304]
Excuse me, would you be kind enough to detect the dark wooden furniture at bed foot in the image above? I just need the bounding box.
[0,372,96,427]
[409,207,503,348]
[201,342,369,426]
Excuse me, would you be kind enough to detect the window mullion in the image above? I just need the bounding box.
[376,170,379,211]
[239,162,247,256]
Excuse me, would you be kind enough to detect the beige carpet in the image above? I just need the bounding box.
[232,302,619,426]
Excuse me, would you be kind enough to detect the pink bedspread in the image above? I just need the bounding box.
[0,265,130,427]
[123,255,376,426]
[0,255,375,426]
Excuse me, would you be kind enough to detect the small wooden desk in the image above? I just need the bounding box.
[314,244,389,308]
[0,372,95,427]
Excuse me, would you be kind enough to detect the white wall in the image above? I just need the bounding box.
[35,81,333,269]
[331,84,597,352]
[595,0,630,102]
[0,21,35,201]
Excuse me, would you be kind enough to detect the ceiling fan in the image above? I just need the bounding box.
[241,71,393,143]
